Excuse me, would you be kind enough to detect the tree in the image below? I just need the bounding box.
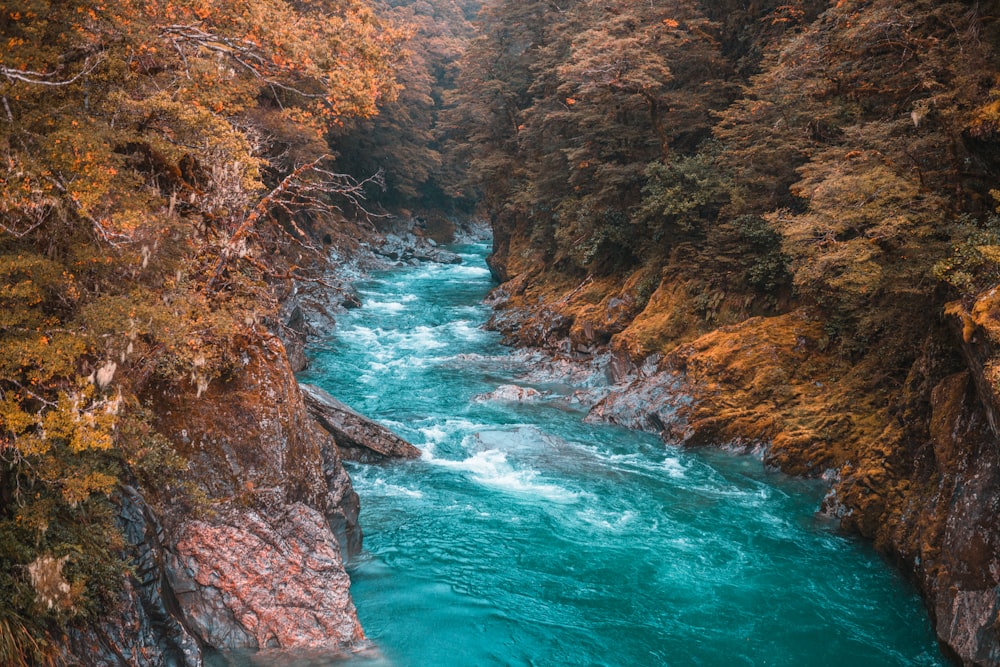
[330,0,480,211]
[716,0,998,356]
[0,0,402,659]
[450,0,733,275]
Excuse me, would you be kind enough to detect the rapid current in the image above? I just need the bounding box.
[299,241,946,666]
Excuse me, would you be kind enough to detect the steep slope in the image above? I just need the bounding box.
[0,1,401,663]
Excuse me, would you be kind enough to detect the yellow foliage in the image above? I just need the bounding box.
[975,245,1000,264]
[60,472,117,506]
[0,0,405,651]
[0,397,36,437]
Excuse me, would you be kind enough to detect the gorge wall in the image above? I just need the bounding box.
[50,223,442,666]
[62,340,365,666]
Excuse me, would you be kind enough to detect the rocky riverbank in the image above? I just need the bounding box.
[59,215,483,666]
[62,341,367,666]
[484,269,1000,666]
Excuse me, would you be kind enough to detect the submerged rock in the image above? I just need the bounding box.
[474,384,545,403]
[300,383,422,463]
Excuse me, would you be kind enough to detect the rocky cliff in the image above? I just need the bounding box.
[146,339,364,653]
[60,338,364,666]
[54,219,455,666]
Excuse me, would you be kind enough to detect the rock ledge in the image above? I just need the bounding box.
[301,383,422,463]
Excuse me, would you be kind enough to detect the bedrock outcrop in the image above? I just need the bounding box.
[301,383,421,463]
[146,338,364,655]
[65,337,368,666]
[486,267,1000,666]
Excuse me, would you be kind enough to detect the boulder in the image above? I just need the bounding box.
[166,503,362,651]
[300,383,422,463]
[145,340,363,653]
[374,232,463,265]
[474,384,544,403]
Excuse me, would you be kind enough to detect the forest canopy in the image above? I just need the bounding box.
[0,1,402,661]
[450,0,1000,361]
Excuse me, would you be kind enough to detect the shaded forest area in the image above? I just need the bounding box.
[454,0,1000,361]
[3,0,1000,664]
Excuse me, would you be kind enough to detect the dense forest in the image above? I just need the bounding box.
[3,0,1000,664]
[454,0,1000,353]
[0,0,403,662]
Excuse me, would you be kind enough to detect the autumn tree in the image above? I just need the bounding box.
[453,0,1000,355]
[713,0,998,358]
[449,0,733,275]
[330,0,480,212]
[0,0,401,660]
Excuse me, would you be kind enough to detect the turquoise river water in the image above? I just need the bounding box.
[297,241,946,667]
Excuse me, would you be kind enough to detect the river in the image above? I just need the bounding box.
[298,240,945,666]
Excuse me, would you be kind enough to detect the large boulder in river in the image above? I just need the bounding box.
[474,384,545,403]
[301,383,422,463]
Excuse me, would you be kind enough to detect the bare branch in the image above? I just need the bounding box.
[160,24,325,100]
[206,156,327,290]
[0,55,102,87]
[0,218,47,238]
[204,157,387,291]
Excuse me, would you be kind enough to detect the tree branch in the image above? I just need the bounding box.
[0,56,102,87]
[206,157,326,290]
[204,155,387,291]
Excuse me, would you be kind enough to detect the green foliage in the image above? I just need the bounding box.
[933,216,1000,297]
[734,215,790,293]
[692,286,726,322]
[553,204,635,274]
[639,150,731,241]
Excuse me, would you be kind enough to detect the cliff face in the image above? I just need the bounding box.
[147,339,364,654]
[486,256,1000,666]
[58,220,448,666]
[61,337,365,666]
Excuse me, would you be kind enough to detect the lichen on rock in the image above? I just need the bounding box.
[167,503,362,651]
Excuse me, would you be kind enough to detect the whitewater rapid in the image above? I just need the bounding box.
[298,241,944,667]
